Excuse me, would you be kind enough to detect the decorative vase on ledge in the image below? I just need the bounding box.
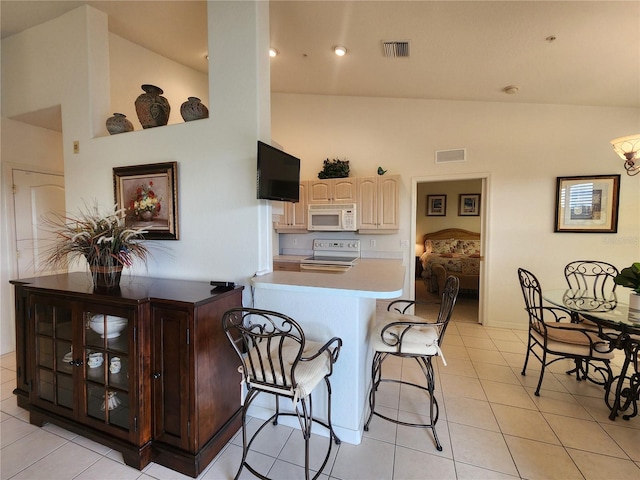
[106,113,134,135]
[180,97,209,122]
[135,84,170,129]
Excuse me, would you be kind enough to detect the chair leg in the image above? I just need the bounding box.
[365,352,443,451]
[535,349,547,396]
[521,335,532,376]
[296,396,313,480]
[364,351,383,432]
[417,356,442,451]
[324,376,341,445]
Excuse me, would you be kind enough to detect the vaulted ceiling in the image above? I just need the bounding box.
[2,0,639,110]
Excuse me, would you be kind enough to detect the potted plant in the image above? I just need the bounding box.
[318,158,350,179]
[43,201,150,289]
[614,262,640,321]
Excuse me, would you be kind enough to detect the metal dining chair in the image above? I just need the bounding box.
[518,268,614,395]
[564,260,620,379]
[564,260,619,313]
[364,275,459,451]
[222,307,342,480]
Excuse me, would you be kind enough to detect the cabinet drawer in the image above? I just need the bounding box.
[273,261,300,272]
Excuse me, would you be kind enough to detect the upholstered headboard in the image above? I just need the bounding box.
[422,228,480,244]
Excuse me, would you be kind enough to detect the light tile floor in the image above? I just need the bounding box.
[1,314,639,479]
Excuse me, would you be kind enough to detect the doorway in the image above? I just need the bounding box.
[12,169,66,278]
[411,174,489,324]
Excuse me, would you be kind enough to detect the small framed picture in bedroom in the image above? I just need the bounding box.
[426,195,446,216]
[458,193,480,216]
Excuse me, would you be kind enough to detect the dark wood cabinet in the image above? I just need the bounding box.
[10,273,243,477]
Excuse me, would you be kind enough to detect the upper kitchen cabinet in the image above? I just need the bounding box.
[357,175,400,232]
[307,178,357,204]
[274,182,308,232]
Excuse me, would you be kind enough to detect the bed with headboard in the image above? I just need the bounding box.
[419,228,481,295]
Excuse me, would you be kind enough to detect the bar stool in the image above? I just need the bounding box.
[364,276,459,451]
[222,307,342,480]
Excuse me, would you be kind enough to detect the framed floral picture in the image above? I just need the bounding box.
[554,175,620,233]
[113,162,179,240]
[458,193,480,216]
[426,195,447,216]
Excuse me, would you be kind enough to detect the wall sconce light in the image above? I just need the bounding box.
[610,134,640,176]
[269,48,278,58]
[333,45,347,56]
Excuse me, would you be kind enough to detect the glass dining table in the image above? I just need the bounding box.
[543,289,640,421]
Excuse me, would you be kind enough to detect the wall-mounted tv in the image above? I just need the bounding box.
[257,140,300,203]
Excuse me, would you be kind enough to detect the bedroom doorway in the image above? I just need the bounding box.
[411,174,489,324]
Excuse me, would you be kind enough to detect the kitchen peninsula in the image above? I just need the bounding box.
[252,258,405,444]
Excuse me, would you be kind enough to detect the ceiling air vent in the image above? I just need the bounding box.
[382,41,410,58]
[435,148,467,164]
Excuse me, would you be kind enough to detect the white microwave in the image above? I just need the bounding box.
[308,204,357,231]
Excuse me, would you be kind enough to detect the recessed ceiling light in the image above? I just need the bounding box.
[269,48,278,58]
[333,45,347,57]
[503,85,519,94]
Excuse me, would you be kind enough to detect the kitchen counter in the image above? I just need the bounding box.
[255,258,404,298]
[252,257,405,445]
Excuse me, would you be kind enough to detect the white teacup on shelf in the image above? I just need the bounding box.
[87,352,103,368]
[109,357,121,374]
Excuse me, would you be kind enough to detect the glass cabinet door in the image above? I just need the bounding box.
[32,298,74,413]
[83,309,131,431]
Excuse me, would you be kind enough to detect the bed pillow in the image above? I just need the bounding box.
[426,239,457,255]
[456,239,481,256]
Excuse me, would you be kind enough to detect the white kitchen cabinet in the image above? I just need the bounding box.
[274,182,308,232]
[307,178,357,204]
[357,175,400,232]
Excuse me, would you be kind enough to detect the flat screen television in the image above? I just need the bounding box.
[257,141,300,202]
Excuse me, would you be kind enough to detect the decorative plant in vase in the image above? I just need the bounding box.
[130,181,162,221]
[43,201,150,289]
[318,158,350,179]
[614,262,640,322]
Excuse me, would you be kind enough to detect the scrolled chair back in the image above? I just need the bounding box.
[222,307,341,402]
[518,268,545,327]
[564,260,619,298]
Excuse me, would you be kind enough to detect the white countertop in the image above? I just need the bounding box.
[253,258,404,299]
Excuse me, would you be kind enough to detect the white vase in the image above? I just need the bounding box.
[629,292,640,323]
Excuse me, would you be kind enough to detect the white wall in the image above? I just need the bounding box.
[271,93,640,329]
[0,1,272,354]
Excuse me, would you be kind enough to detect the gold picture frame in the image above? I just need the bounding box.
[113,162,179,240]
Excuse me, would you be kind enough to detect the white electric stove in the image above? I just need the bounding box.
[300,239,360,272]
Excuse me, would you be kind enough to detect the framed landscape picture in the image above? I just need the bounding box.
[113,162,179,240]
[458,193,480,216]
[427,195,447,216]
[554,175,620,233]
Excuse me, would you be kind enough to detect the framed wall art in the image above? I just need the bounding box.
[113,162,179,240]
[426,195,447,216]
[554,174,620,233]
[458,193,480,216]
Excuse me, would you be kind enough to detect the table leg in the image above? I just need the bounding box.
[604,333,639,420]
